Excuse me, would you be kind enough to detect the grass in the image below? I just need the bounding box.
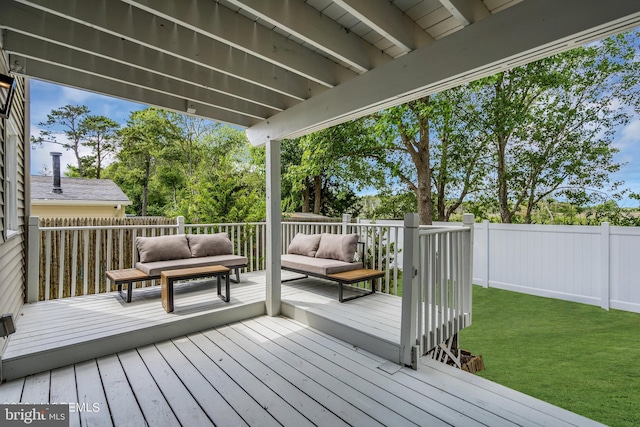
[459,286,640,427]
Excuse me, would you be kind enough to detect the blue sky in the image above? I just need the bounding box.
[29,79,640,206]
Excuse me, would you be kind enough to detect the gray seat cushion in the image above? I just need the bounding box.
[281,254,362,276]
[136,254,248,276]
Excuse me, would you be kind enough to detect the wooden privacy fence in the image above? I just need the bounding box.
[31,217,177,301]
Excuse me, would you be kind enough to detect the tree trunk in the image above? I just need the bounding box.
[313,175,322,214]
[496,134,512,223]
[417,167,433,225]
[142,156,151,216]
[302,187,310,213]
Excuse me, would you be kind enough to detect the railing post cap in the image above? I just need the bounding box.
[29,216,40,226]
[404,213,420,228]
[462,213,475,226]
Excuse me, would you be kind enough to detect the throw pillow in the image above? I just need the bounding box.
[315,233,359,263]
[136,234,191,263]
[287,233,322,257]
[187,233,234,257]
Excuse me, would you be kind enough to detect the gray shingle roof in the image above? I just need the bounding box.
[31,176,131,202]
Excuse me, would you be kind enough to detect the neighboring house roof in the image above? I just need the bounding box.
[31,176,131,205]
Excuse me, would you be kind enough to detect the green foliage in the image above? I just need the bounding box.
[281,119,384,217]
[80,115,120,179]
[461,286,640,427]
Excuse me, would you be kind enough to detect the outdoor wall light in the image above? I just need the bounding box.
[0,314,16,338]
[0,73,17,120]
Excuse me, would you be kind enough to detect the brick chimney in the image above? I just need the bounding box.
[50,152,63,194]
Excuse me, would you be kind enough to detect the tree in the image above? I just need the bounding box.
[80,115,120,179]
[177,126,266,223]
[477,32,639,223]
[371,89,487,224]
[282,119,383,216]
[32,105,90,177]
[115,108,179,216]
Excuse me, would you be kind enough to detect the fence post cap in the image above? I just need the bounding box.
[29,216,40,225]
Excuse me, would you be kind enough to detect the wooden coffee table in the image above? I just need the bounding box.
[160,265,230,313]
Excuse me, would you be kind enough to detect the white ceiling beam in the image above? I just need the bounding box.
[121,0,357,87]
[438,0,490,26]
[246,0,640,145]
[16,0,325,101]
[332,0,433,53]
[0,1,297,112]
[3,31,278,121]
[225,0,392,73]
[10,56,260,128]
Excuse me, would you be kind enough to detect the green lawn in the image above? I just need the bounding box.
[459,286,640,427]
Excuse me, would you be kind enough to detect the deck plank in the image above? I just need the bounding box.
[50,366,81,427]
[256,316,494,426]
[21,371,50,403]
[154,340,248,427]
[0,377,24,402]
[211,325,351,427]
[117,349,180,427]
[74,360,113,427]
[96,355,146,427]
[187,331,315,427]
[170,335,281,427]
[236,319,412,427]
[136,344,215,427]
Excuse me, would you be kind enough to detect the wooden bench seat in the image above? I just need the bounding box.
[106,268,150,303]
[328,268,385,302]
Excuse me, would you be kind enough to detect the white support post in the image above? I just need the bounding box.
[400,213,420,368]
[463,214,475,323]
[483,219,490,288]
[600,222,610,310]
[266,139,282,316]
[177,216,185,234]
[342,213,351,234]
[27,216,40,303]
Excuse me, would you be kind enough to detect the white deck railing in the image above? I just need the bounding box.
[400,214,474,368]
[27,215,404,301]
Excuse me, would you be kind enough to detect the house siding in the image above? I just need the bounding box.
[0,44,27,358]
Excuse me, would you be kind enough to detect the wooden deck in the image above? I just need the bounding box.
[0,315,603,426]
[2,271,402,379]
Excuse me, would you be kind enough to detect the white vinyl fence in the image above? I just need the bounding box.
[361,218,640,314]
[473,220,640,314]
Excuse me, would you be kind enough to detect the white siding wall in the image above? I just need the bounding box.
[0,44,27,358]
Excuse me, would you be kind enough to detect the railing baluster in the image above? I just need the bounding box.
[83,230,89,297]
[45,230,51,301]
[71,230,78,298]
[95,230,101,294]
[58,230,65,300]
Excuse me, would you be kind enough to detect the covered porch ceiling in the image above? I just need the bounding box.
[2,0,640,145]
